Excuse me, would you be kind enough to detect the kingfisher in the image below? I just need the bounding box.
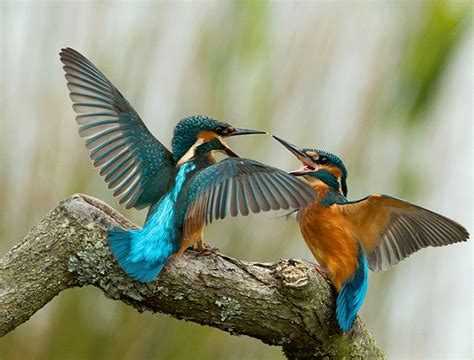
[273,135,469,332]
[59,48,316,282]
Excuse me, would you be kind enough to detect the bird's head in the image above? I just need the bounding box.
[273,136,348,196]
[173,115,265,164]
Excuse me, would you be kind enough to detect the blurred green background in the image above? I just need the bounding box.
[1,1,472,359]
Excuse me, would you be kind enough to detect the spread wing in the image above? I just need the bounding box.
[181,158,316,238]
[60,48,174,209]
[338,194,469,272]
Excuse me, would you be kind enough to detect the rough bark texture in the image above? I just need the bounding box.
[0,194,385,359]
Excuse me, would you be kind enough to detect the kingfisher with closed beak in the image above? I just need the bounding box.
[60,48,316,282]
[273,135,469,332]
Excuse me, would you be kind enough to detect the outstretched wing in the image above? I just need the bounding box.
[60,48,174,209]
[180,158,316,238]
[338,194,469,272]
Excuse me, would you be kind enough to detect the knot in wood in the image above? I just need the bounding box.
[277,259,310,288]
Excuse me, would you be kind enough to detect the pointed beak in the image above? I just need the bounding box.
[227,128,267,137]
[217,138,240,158]
[272,136,316,171]
[286,170,308,177]
[224,147,239,157]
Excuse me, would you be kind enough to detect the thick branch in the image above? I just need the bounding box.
[0,194,384,359]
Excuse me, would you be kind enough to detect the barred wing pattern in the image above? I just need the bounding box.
[181,158,316,238]
[339,194,469,272]
[60,48,174,209]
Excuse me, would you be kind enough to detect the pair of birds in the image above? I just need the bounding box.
[60,47,469,332]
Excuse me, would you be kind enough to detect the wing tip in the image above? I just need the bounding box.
[59,47,80,57]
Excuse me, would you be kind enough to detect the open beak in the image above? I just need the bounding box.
[272,136,316,174]
[227,128,267,137]
[285,170,309,177]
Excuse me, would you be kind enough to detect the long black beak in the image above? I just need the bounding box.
[272,136,315,166]
[227,128,267,137]
[224,147,240,157]
[286,170,308,177]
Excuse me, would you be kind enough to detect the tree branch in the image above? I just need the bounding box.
[0,194,384,359]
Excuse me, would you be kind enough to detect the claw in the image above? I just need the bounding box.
[312,263,329,277]
[193,242,219,256]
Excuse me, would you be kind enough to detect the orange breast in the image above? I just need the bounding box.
[299,187,359,291]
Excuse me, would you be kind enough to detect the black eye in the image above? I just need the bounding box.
[215,126,223,134]
[319,156,329,165]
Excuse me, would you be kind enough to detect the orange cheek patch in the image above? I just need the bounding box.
[321,165,342,180]
[306,151,317,157]
[197,130,219,141]
[305,176,326,189]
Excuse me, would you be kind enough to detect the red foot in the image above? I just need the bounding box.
[194,243,219,256]
[312,263,329,276]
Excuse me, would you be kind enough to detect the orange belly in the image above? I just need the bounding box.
[299,202,359,291]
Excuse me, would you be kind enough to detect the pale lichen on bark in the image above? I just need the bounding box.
[0,194,385,359]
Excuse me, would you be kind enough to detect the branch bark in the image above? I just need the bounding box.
[0,194,384,359]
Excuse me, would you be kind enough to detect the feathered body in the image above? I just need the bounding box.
[298,174,368,331]
[299,192,357,292]
[273,136,469,332]
[108,162,196,281]
[60,47,316,283]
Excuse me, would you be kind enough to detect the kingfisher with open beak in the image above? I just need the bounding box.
[60,48,316,282]
[273,135,469,332]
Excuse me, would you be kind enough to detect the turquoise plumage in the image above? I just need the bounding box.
[60,48,316,282]
[108,162,196,281]
[336,245,368,332]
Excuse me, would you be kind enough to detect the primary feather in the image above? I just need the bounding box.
[60,47,174,209]
[339,194,469,271]
[180,158,316,239]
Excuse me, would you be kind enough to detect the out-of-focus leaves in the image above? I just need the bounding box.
[394,1,470,124]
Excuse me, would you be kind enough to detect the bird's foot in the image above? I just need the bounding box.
[312,263,329,277]
[194,243,219,256]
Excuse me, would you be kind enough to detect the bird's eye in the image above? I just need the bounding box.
[319,156,329,165]
[215,126,223,134]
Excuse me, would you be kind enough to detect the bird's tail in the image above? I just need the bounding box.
[336,245,368,332]
[107,226,174,282]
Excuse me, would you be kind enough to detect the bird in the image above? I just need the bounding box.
[273,135,469,332]
[59,47,316,282]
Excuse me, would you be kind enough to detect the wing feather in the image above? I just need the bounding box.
[181,158,316,239]
[248,176,270,211]
[60,47,174,209]
[242,178,257,214]
[260,173,283,210]
[339,194,469,271]
[261,173,289,209]
[220,179,231,219]
[229,180,239,217]
[237,178,250,216]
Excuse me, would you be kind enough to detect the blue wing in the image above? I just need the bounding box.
[179,158,316,238]
[339,194,469,271]
[60,48,174,209]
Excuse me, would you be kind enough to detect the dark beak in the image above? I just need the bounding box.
[272,136,315,167]
[286,170,308,177]
[224,147,240,157]
[227,128,267,137]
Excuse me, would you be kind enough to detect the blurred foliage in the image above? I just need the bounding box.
[197,0,271,128]
[1,1,472,359]
[395,1,470,123]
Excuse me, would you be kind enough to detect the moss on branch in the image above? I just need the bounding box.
[0,194,384,359]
